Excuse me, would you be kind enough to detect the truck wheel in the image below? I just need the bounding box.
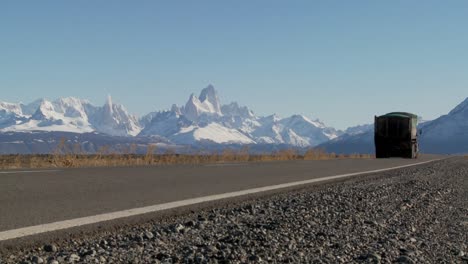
[376,149,386,158]
[410,144,416,159]
[413,144,418,159]
[406,148,413,159]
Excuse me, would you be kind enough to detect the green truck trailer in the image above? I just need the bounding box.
[374,112,419,159]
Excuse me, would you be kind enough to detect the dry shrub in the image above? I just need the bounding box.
[349,153,373,159]
[0,141,374,170]
[273,149,298,161]
[304,148,332,160]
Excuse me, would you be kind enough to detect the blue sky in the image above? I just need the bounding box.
[1,1,467,129]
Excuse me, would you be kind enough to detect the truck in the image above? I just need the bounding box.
[374,112,419,159]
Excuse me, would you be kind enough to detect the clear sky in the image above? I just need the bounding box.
[1,1,467,129]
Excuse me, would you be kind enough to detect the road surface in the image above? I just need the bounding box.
[0,155,442,240]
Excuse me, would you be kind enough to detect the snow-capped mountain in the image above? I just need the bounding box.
[1,85,346,148]
[1,86,465,154]
[0,96,141,136]
[90,96,142,136]
[344,123,373,135]
[140,85,339,146]
[418,97,468,153]
[182,84,223,122]
[249,114,341,147]
[318,97,468,154]
[0,102,27,128]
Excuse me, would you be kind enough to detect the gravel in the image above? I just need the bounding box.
[1,157,467,263]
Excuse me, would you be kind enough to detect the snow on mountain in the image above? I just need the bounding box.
[0,96,141,136]
[250,114,340,147]
[251,115,284,144]
[90,96,142,136]
[5,98,95,133]
[344,123,373,135]
[139,109,192,138]
[199,84,222,114]
[0,102,23,116]
[21,99,45,116]
[0,102,27,128]
[219,102,261,135]
[182,85,223,122]
[1,84,343,148]
[140,85,339,146]
[221,102,254,118]
[171,123,255,144]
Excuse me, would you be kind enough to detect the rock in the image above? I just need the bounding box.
[366,252,382,263]
[31,256,44,264]
[185,220,195,227]
[249,255,261,262]
[172,223,185,233]
[43,244,57,253]
[395,255,414,264]
[67,254,80,262]
[144,231,154,239]
[85,249,97,257]
[47,261,59,264]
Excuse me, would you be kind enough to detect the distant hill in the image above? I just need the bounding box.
[318,97,468,154]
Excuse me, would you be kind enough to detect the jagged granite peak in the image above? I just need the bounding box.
[171,104,182,115]
[105,94,113,113]
[31,99,55,120]
[199,84,222,113]
[344,123,373,135]
[183,86,223,122]
[53,97,94,119]
[183,94,203,121]
[0,101,27,128]
[0,101,23,115]
[21,98,46,116]
[221,102,254,118]
[90,97,141,137]
[1,85,346,148]
[261,114,281,123]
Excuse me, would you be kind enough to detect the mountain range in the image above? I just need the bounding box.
[318,97,468,154]
[0,85,466,154]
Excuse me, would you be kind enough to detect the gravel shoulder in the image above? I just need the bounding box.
[1,157,467,264]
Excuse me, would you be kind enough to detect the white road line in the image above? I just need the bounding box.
[0,158,441,241]
[0,170,61,174]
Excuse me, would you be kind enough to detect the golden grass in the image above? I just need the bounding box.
[0,140,373,170]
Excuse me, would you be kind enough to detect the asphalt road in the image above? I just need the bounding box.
[0,155,442,234]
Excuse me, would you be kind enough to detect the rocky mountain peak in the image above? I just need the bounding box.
[199,84,221,114]
[449,97,468,115]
